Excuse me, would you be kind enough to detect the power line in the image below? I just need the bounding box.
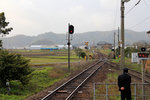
[125,0,141,15]
[113,0,119,30]
[143,0,150,9]
[129,15,150,28]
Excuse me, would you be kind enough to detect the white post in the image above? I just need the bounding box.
[142,60,146,100]
[93,83,95,100]
[106,84,108,100]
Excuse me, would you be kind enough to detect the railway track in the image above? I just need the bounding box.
[106,61,150,83]
[128,68,150,83]
[41,60,106,100]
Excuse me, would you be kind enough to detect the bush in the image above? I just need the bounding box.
[125,47,140,58]
[116,47,140,58]
[0,50,33,87]
[80,52,86,58]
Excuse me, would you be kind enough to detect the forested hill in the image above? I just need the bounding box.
[1,30,149,48]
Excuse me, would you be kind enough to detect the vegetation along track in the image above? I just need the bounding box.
[41,60,106,100]
[106,62,150,83]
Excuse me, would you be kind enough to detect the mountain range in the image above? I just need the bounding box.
[1,30,150,49]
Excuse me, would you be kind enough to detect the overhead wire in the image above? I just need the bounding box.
[113,0,119,31]
[143,0,150,9]
[112,0,119,47]
[125,0,141,15]
[129,15,150,28]
[127,0,150,29]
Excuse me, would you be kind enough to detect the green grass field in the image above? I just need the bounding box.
[9,49,68,53]
[10,49,83,64]
[0,66,69,100]
[25,55,81,64]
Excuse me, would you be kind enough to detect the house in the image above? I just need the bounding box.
[97,41,112,49]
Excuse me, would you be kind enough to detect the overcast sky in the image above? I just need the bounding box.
[0,0,150,36]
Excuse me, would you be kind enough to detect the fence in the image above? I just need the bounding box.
[93,83,150,100]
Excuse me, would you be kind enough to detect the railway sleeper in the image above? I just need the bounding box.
[57,90,68,93]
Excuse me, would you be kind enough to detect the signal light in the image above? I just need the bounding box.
[141,47,146,52]
[69,25,74,34]
[138,53,149,58]
[85,46,88,49]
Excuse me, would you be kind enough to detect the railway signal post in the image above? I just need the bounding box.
[141,59,146,100]
[67,23,74,72]
[138,50,149,100]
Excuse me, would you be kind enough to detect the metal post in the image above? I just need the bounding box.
[106,84,108,100]
[114,32,116,59]
[142,60,146,100]
[78,40,80,59]
[68,23,71,72]
[120,0,125,69]
[118,27,120,57]
[134,83,137,100]
[6,80,10,95]
[93,83,95,100]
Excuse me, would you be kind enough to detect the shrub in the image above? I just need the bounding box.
[80,52,86,58]
[0,50,33,87]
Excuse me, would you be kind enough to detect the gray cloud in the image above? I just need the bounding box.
[0,0,149,36]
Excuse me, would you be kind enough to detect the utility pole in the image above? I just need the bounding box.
[118,27,120,58]
[114,32,116,59]
[120,0,130,68]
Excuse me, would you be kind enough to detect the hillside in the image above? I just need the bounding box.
[1,30,149,48]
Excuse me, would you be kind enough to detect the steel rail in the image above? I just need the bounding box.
[129,68,150,77]
[41,60,103,100]
[129,73,150,83]
[65,62,106,100]
[106,62,150,83]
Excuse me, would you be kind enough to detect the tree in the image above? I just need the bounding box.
[0,12,13,49]
[80,52,86,58]
[124,47,140,58]
[0,50,33,86]
[0,12,13,35]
